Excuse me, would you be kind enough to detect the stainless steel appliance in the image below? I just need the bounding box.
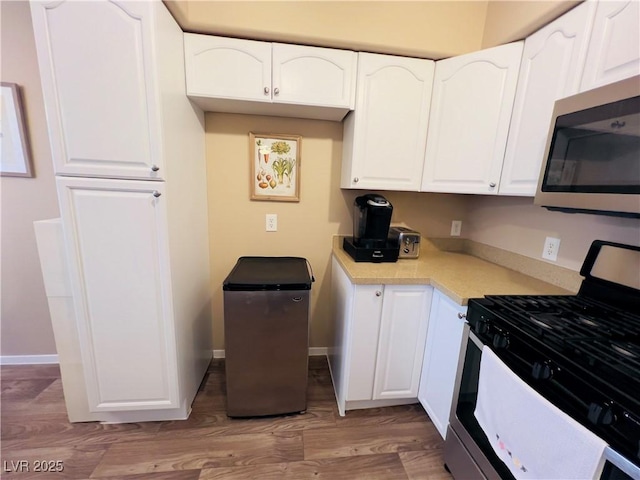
[445,240,640,480]
[535,75,640,218]
[223,257,313,417]
[343,194,399,262]
[389,226,421,259]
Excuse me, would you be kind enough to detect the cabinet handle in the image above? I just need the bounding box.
[151,165,160,172]
[375,291,382,297]
[274,87,280,96]
[264,86,270,95]
[489,182,496,188]
[458,312,467,319]
[353,177,359,183]
[153,191,161,198]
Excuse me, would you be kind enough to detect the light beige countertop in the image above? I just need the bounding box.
[332,236,572,305]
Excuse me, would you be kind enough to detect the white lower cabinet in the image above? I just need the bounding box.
[57,177,179,412]
[328,257,433,416]
[418,289,468,440]
[373,285,433,399]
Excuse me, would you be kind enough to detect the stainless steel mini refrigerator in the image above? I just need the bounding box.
[223,256,313,417]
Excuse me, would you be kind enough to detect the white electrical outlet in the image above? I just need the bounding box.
[542,236,561,261]
[266,214,277,232]
[451,220,462,237]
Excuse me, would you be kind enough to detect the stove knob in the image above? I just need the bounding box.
[492,333,509,349]
[477,319,489,335]
[531,361,553,380]
[588,402,615,426]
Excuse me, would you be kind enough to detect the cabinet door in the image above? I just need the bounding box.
[418,290,467,439]
[341,53,435,191]
[581,1,640,91]
[346,285,385,402]
[30,1,163,179]
[373,285,433,400]
[500,2,596,197]
[272,43,356,108]
[184,34,272,103]
[57,177,179,412]
[421,42,523,195]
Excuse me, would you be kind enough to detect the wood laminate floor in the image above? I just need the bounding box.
[1,357,453,479]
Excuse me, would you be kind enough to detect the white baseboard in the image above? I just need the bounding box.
[1,348,329,365]
[0,354,59,365]
[308,347,328,356]
[212,347,328,360]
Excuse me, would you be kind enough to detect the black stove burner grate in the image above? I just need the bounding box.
[479,294,640,408]
[489,294,640,339]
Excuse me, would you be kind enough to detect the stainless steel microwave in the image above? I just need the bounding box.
[535,75,640,217]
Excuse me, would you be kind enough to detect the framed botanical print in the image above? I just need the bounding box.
[250,133,301,202]
[1,82,33,177]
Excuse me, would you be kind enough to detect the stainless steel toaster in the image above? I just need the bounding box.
[389,226,421,259]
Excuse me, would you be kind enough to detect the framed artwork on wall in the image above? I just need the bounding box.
[250,132,301,202]
[1,82,33,177]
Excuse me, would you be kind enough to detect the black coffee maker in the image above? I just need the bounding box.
[343,194,399,262]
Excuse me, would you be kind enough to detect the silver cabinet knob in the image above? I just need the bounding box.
[489,182,496,188]
[264,86,270,95]
[153,191,161,198]
[375,291,382,297]
[151,165,160,172]
[274,87,280,96]
[458,312,467,319]
[353,177,359,183]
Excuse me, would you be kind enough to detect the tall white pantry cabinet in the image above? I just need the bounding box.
[30,0,211,422]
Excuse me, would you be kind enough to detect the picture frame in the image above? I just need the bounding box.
[250,133,301,202]
[1,82,33,177]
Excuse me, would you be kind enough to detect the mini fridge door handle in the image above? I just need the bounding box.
[292,297,303,302]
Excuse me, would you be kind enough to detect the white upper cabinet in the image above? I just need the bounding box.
[581,0,640,91]
[421,42,523,195]
[184,35,272,103]
[341,53,435,191]
[272,43,356,108]
[499,2,596,196]
[184,34,356,121]
[30,1,163,180]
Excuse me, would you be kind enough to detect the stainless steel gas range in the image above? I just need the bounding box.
[445,240,640,480]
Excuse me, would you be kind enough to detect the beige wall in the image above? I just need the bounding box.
[165,1,489,59]
[4,0,632,357]
[466,196,640,272]
[166,0,581,59]
[205,113,468,349]
[482,1,581,48]
[1,1,59,355]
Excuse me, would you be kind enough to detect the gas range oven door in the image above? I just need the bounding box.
[444,332,640,480]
